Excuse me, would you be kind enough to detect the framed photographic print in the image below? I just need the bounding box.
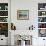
[17,10,29,20]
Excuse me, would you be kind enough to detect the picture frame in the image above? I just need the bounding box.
[17,10,29,20]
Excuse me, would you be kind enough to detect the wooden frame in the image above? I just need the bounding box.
[17,10,29,20]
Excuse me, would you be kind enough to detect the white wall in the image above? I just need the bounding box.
[11,0,38,45]
[11,0,38,30]
[11,0,46,46]
[11,0,46,30]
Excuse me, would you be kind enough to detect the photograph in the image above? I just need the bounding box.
[17,10,29,20]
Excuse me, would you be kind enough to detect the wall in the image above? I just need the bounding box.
[11,0,38,45]
[11,0,46,46]
[11,0,38,30]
